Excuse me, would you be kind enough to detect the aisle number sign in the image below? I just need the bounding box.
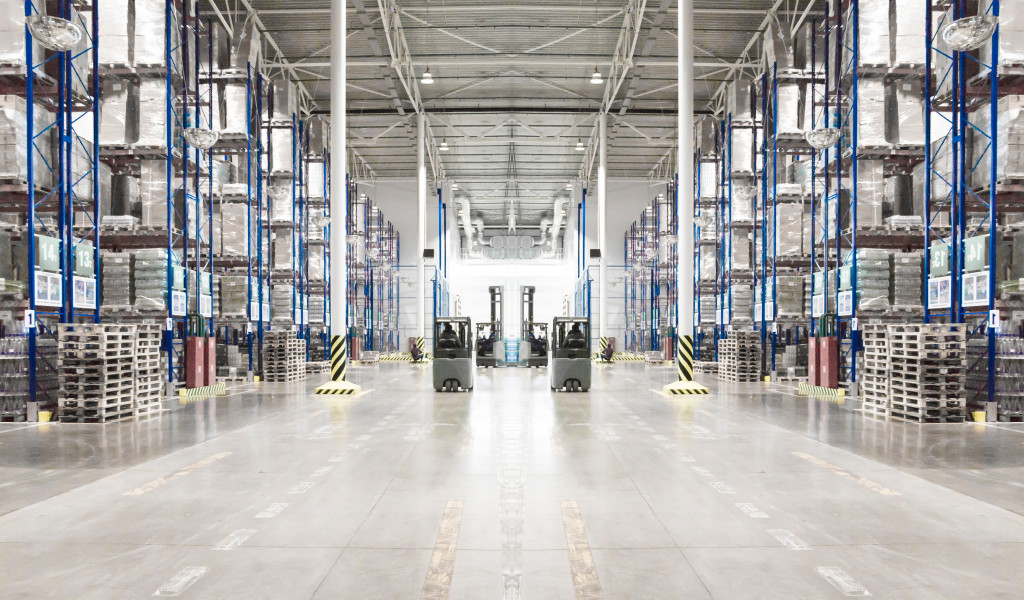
[35,235,59,272]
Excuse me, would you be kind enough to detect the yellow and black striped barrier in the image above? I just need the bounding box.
[797,382,845,401]
[179,382,227,397]
[315,335,361,395]
[380,353,413,362]
[612,353,646,362]
[663,335,709,395]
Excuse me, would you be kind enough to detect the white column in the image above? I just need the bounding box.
[417,112,427,338]
[678,0,694,334]
[329,0,346,336]
[598,113,608,340]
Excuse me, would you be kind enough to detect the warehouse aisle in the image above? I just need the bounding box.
[3,365,1024,598]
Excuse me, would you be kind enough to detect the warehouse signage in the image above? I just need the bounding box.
[200,294,212,318]
[171,290,187,316]
[34,271,62,307]
[838,291,853,317]
[961,271,990,307]
[812,294,825,318]
[72,276,97,309]
[927,276,952,309]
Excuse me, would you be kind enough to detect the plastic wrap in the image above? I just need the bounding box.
[730,128,754,174]
[222,84,248,134]
[763,14,795,70]
[110,174,138,216]
[272,79,297,121]
[220,204,252,256]
[309,295,325,323]
[892,251,923,307]
[777,83,802,134]
[858,0,891,65]
[886,79,925,145]
[307,162,326,199]
[218,276,247,317]
[730,178,754,222]
[732,234,751,270]
[727,78,754,120]
[980,0,1024,69]
[858,79,888,147]
[0,95,55,190]
[793,20,824,71]
[776,204,803,256]
[885,174,913,216]
[848,248,892,310]
[99,79,139,145]
[271,283,293,320]
[199,22,231,72]
[731,284,753,321]
[270,127,293,173]
[934,6,956,99]
[307,116,328,154]
[132,248,177,310]
[890,0,927,65]
[138,159,165,226]
[858,160,886,227]
[98,0,132,64]
[310,252,324,280]
[777,276,804,317]
[136,79,168,146]
[134,0,170,65]
[1,0,44,64]
[695,115,718,153]
[101,251,132,306]
[273,230,292,269]
[698,162,717,198]
[970,97,1024,190]
[231,16,260,70]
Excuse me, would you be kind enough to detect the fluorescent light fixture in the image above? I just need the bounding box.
[26,16,82,52]
[943,16,998,52]
[183,127,220,150]
[805,127,842,150]
[421,68,434,84]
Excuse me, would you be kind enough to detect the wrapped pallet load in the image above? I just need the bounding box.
[980,0,1024,72]
[136,79,169,146]
[763,14,795,70]
[890,0,928,65]
[857,0,891,66]
[970,96,1024,190]
[99,79,139,145]
[776,203,804,256]
[134,0,172,65]
[0,95,55,190]
[730,128,754,174]
[98,0,132,64]
[727,77,754,121]
[857,160,887,228]
[859,79,888,147]
[886,79,926,146]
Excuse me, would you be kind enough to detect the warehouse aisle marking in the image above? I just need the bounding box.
[310,466,333,477]
[560,500,605,599]
[768,529,811,550]
[213,529,257,551]
[153,566,208,597]
[0,423,43,435]
[735,503,769,518]
[792,451,900,496]
[288,481,314,494]
[125,452,232,496]
[419,500,464,600]
[254,503,289,519]
[816,566,871,596]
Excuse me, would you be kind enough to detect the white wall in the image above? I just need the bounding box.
[576,178,669,266]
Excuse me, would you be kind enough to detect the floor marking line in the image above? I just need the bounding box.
[0,423,43,435]
[419,500,464,600]
[817,566,871,596]
[213,529,257,550]
[560,500,605,600]
[125,452,232,496]
[288,481,314,494]
[768,529,811,550]
[735,503,770,518]
[792,452,900,496]
[254,503,289,519]
[310,466,333,477]
[153,566,208,596]
[710,481,736,494]
[691,466,714,478]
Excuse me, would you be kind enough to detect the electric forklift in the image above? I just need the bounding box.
[475,286,504,367]
[550,317,591,391]
[518,286,548,367]
[433,317,474,391]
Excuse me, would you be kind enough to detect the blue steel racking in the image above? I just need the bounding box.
[22,0,102,415]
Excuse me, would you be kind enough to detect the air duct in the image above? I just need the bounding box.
[544,196,568,258]
[458,198,481,257]
[538,217,553,246]
[472,217,490,248]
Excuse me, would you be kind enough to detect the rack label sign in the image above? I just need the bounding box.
[928,276,952,309]
[962,271,990,307]
[812,294,825,318]
[34,271,62,307]
[838,291,853,317]
[200,294,213,318]
[72,276,96,309]
[171,291,187,316]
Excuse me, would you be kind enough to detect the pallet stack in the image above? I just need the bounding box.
[718,331,760,382]
[58,324,136,423]
[264,330,307,382]
[860,324,889,418]
[134,324,163,416]
[694,361,718,376]
[886,323,967,423]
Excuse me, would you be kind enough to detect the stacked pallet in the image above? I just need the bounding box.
[134,324,163,416]
[886,324,967,423]
[860,324,889,418]
[306,360,330,373]
[718,331,760,382]
[264,330,306,382]
[58,324,136,423]
[694,361,718,375]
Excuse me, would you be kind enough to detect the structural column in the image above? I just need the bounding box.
[677,0,694,337]
[417,112,427,340]
[598,113,608,344]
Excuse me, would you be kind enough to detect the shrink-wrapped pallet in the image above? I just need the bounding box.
[0,95,55,190]
[776,203,804,256]
[727,78,754,121]
[220,203,254,256]
[271,127,293,173]
[222,84,249,134]
[858,160,886,227]
[777,83,802,134]
[970,97,1024,190]
[134,0,171,65]
[858,0,891,65]
[890,0,927,65]
[136,79,169,146]
[885,175,914,216]
[730,128,754,174]
[99,79,139,145]
[273,229,292,270]
[859,79,889,147]
[231,16,260,70]
[980,0,1024,70]
[98,0,132,64]
[886,79,925,146]
[763,14,795,70]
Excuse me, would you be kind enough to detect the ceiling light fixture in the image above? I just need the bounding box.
[421,68,434,84]
[590,68,604,85]
[566,182,574,190]
[451,181,459,190]
[575,139,585,151]
[439,139,449,151]
[943,16,998,52]
[26,15,82,52]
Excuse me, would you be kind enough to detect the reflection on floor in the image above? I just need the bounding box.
[2,363,1024,598]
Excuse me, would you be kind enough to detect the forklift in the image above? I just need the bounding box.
[518,286,548,367]
[433,317,474,391]
[550,317,591,392]
[475,286,504,367]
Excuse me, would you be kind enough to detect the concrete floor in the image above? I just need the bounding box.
[3,363,1024,598]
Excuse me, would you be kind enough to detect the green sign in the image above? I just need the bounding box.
[74,242,94,277]
[172,266,186,291]
[930,242,950,277]
[839,266,853,291]
[35,235,60,272]
[964,236,989,273]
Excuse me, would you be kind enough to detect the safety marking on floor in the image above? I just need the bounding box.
[287,481,314,494]
[797,383,846,399]
[691,466,714,478]
[593,424,620,441]
[419,500,464,600]
[0,423,43,435]
[213,529,257,551]
[179,383,227,397]
[310,466,333,477]
[792,452,900,496]
[735,503,769,519]
[255,503,289,519]
[560,500,605,600]
[768,529,811,550]
[816,566,871,596]
[125,452,232,496]
[153,566,208,596]
[405,424,430,441]
[710,482,736,494]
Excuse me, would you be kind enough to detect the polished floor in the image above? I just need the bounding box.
[3,363,1024,598]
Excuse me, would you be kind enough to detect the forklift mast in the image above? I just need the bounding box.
[489,286,504,338]
[521,285,535,338]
